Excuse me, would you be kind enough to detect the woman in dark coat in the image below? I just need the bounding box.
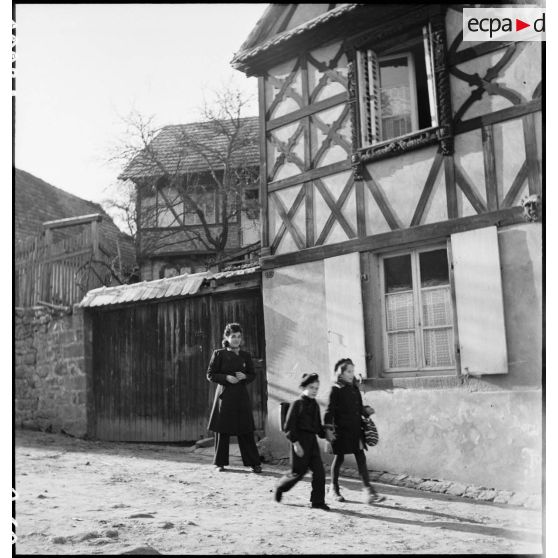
[324,358,385,504]
[207,322,262,473]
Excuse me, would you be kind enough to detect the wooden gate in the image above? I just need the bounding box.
[90,288,266,442]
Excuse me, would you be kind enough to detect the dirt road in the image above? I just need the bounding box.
[14,429,542,555]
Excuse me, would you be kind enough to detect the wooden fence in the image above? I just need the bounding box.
[15,215,118,308]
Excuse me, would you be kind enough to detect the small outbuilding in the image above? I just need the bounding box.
[79,266,267,442]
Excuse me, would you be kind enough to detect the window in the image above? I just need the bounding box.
[357,23,438,147]
[156,186,184,227]
[243,188,260,220]
[380,246,455,374]
[184,189,217,226]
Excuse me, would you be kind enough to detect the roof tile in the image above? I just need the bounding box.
[120,117,260,180]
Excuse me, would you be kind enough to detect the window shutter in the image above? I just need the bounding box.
[324,253,367,378]
[422,23,438,128]
[451,226,508,375]
[357,49,382,146]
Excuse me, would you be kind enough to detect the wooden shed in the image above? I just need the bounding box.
[79,266,266,442]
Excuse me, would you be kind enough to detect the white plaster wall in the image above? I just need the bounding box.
[360,388,542,494]
[262,260,330,455]
[364,145,439,229]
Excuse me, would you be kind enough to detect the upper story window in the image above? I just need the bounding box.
[184,189,217,226]
[357,24,439,147]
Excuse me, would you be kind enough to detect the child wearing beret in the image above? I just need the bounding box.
[274,373,335,510]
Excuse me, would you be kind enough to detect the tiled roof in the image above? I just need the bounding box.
[231,4,362,70]
[15,169,136,268]
[235,4,289,54]
[120,116,260,180]
[79,265,261,308]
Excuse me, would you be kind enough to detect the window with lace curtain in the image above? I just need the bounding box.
[380,246,456,373]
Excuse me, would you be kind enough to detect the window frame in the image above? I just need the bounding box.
[183,188,218,226]
[378,50,419,141]
[377,241,459,378]
[347,6,453,165]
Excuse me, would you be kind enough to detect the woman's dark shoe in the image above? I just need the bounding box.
[274,487,283,503]
[311,502,331,511]
[251,465,262,473]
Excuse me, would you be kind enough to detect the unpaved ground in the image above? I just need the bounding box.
[15,430,542,555]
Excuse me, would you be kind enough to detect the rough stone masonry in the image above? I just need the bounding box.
[15,306,88,436]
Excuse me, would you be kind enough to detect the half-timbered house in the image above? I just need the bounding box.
[119,117,261,281]
[232,4,542,495]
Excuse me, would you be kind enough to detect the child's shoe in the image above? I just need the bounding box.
[310,502,331,511]
[328,486,346,502]
[363,486,385,504]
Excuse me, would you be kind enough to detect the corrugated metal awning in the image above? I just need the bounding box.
[79,266,260,308]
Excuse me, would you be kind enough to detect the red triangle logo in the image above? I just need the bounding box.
[516,18,530,31]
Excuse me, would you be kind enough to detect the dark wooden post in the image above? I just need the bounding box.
[258,76,271,257]
[42,227,53,304]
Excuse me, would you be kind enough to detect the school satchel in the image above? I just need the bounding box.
[279,402,290,432]
[361,416,379,447]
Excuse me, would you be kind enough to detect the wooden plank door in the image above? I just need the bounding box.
[91,296,213,442]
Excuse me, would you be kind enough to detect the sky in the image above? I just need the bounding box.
[14,3,267,210]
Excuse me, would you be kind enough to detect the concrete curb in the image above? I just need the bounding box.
[267,457,541,510]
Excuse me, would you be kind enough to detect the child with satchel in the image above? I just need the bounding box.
[274,373,335,510]
[324,358,385,504]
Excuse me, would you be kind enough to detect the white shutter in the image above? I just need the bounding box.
[324,253,367,379]
[357,49,382,146]
[422,23,438,128]
[451,226,508,375]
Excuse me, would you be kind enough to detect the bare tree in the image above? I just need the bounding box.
[104,89,260,273]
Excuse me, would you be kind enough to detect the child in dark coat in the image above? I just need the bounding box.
[274,373,334,510]
[324,358,385,504]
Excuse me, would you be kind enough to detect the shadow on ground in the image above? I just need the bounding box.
[282,502,541,544]
[15,429,538,518]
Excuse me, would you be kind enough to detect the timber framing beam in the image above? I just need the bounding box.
[260,207,525,270]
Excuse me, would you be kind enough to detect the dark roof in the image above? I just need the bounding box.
[120,116,260,180]
[79,265,260,307]
[231,4,361,72]
[15,168,136,268]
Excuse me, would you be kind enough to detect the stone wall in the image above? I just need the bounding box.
[15,306,89,436]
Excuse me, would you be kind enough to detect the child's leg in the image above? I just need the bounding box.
[354,450,371,488]
[330,453,344,492]
[276,447,308,495]
[308,440,326,504]
[355,450,385,502]
[214,433,230,466]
